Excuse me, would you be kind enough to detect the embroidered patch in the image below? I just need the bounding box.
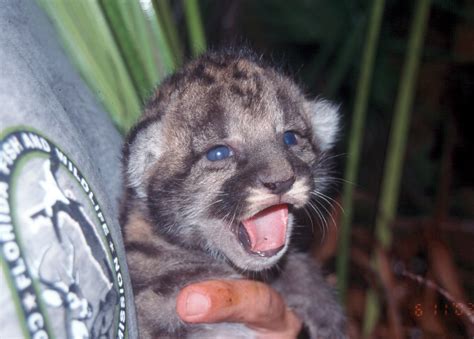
[0,129,128,339]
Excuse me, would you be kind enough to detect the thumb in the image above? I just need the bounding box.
[176,279,302,336]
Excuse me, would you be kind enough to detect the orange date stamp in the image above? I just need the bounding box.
[413,302,474,317]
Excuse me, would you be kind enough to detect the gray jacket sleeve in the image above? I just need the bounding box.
[0,1,138,338]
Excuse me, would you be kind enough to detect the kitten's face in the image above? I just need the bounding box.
[124,53,339,271]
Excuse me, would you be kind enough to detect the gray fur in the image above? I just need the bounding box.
[121,50,346,338]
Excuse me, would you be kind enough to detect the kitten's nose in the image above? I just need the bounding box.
[261,176,295,195]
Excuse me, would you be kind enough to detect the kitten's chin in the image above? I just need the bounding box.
[222,244,287,271]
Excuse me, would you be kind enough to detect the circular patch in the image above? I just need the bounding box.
[0,130,128,339]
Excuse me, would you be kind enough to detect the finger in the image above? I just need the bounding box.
[175,279,302,333]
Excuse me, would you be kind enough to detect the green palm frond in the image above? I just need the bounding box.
[37,0,205,132]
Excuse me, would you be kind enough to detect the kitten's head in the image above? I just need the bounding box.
[123,50,339,271]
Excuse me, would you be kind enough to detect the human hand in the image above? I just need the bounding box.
[176,279,303,339]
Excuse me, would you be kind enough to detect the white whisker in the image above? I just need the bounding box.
[313,197,337,231]
[302,206,315,234]
[306,200,327,241]
[311,190,344,214]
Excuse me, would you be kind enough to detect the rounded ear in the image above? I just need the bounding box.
[125,120,163,199]
[307,99,340,151]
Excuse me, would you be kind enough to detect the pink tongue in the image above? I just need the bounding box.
[241,204,288,253]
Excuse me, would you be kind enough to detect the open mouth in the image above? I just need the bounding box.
[237,204,289,257]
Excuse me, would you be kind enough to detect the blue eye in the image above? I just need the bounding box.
[206,145,232,161]
[283,131,298,146]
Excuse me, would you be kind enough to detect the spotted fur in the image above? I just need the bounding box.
[121,50,346,338]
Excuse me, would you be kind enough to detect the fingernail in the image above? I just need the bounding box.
[185,292,210,317]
